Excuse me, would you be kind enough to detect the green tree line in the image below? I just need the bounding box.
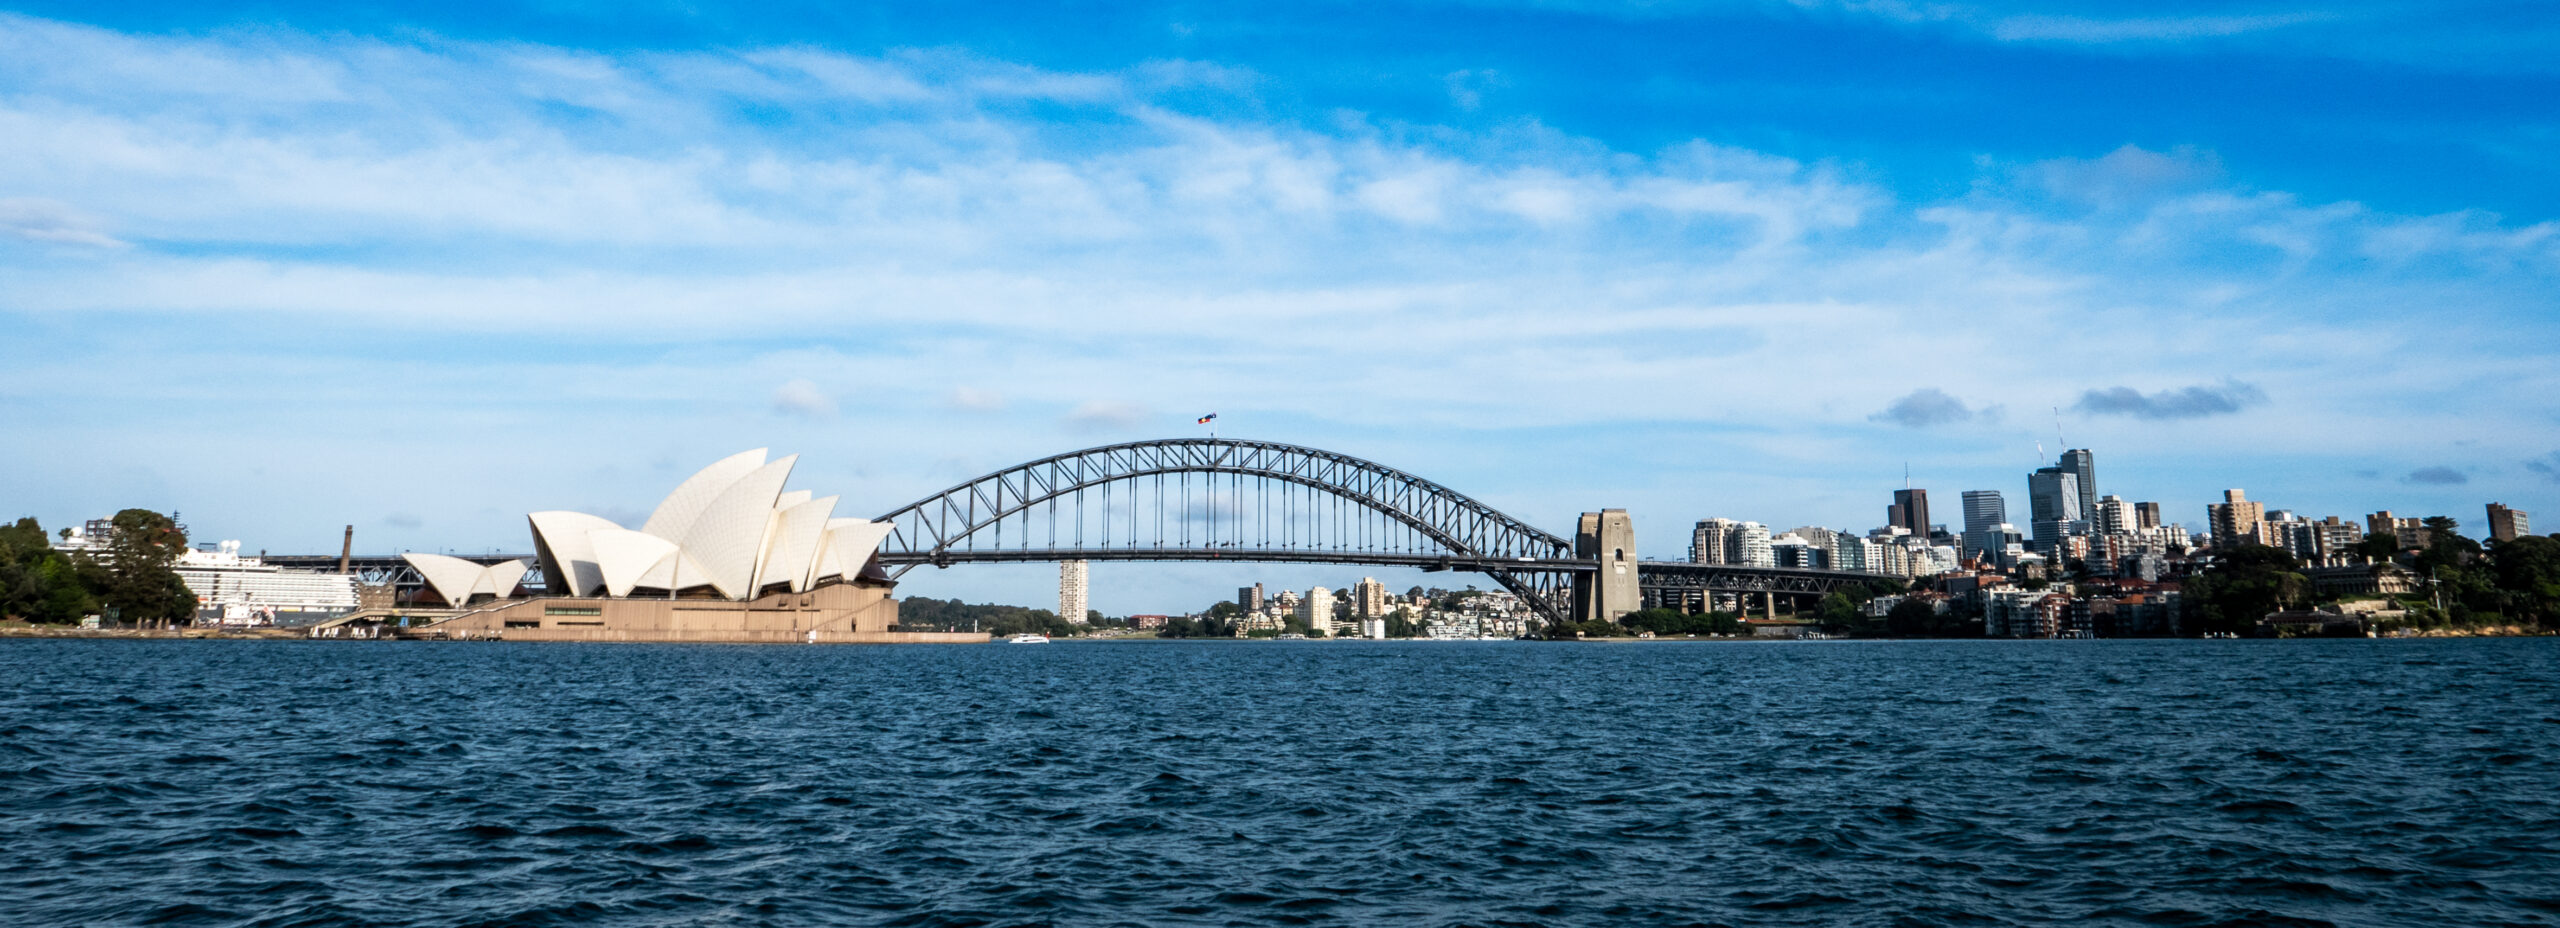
[2183,517,2560,634]
[897,596,1080,637]
[0,511,197,626]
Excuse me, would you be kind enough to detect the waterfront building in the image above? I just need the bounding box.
[2209,489,2268,549]
[2489,503,2530,542]
[1351,577,1389,618]
[1059,560,1090,625]
[1298,587,1336,635]
[1238,583,1263,614]
[425,449,983,644]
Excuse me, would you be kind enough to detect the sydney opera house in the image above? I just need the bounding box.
[421,450,985,643]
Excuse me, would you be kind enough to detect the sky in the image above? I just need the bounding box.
[1,1,2555,613]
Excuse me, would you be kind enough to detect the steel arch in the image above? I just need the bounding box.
[870,438,1578,623]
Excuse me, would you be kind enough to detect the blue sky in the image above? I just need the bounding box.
[2,1,2554,612]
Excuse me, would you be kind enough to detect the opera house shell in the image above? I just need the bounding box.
[421,450,985,644]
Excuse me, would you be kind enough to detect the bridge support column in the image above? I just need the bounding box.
[1571,509,1639,626]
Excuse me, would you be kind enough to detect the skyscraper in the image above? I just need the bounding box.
[2488,503,2531,542]
[2134,501,2162,530]
[1959,490,2008,562]
[2057,449,2096,519]
[1238,582,1263,614]
[2027,468,2082,555]
[1059,560,1090,625]
[1891,488,1930,538]
[1960,491,2007,535]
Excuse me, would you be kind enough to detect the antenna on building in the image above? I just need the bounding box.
[2053,406,2066,451]
[1903,462,1910,490]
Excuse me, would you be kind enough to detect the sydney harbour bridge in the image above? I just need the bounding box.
[270,438,1888,629]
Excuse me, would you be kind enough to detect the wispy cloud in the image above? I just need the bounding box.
[0,11,2553,607]
[770,379,836,419]
[1066,401,1147,433]
[2525,453,2560,483]
[944,387,1006,412]
[2072,380,2268,420]
[2403,466,2468,485]
[1990,12,2330,44]
[0,197,125,248]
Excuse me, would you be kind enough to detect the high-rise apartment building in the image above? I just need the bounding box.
[2209,489,2267,549]
[1351,577,1389,618]
[2134,501,2162,530]
[2488,503,2530,542]
[1891,488,1930,538]
[2093,495,2138,536]
[1297,587,1335,635]
[1733,522,1774,567]
[1238,582,1264,614]
[1690,518,1737,564]
[1059,560,1090,625]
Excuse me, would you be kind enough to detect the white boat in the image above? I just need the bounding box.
[1007,633,1050,644]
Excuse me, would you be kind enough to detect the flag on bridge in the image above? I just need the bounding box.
[1197,413,1217,424]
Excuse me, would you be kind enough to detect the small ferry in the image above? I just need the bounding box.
[1006,633,1050,644]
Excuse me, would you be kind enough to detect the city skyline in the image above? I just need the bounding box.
[2,2,2555,613]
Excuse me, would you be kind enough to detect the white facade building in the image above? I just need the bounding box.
[1059,560,1090,624]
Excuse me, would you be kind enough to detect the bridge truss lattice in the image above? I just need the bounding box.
[871,438,1584,625]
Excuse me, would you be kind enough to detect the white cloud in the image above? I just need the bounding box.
[1991,12,2331,43]
[771,378,837,419]
[0,12,2554,607]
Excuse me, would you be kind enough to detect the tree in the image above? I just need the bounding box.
[1885,597,1938,636]
[2353,532,2400,561]
[78,509,193,627]
[2488,536,2560,627]
[2182,545,2306,635]
[1385,606,1419,638]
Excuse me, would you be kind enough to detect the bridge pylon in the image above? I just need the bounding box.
[1570,509,1639,626]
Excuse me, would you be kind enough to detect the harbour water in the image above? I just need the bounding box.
[3,637,2555,926]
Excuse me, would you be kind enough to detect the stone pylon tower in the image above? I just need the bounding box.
[1571,509,1639,625]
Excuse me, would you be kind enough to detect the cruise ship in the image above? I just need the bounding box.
[174,541,363,626]
[59,522,363,627]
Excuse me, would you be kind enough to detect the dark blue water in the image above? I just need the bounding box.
[3,638,2556,927]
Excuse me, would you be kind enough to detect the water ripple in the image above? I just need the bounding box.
[1,637,2555,926]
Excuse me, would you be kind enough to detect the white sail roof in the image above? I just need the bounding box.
[403,553,525,606]
[528,511,620,597]
[640,448,767,543]
[526,450,889,602]
[675,455,798,600]
[758,495,838,594]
